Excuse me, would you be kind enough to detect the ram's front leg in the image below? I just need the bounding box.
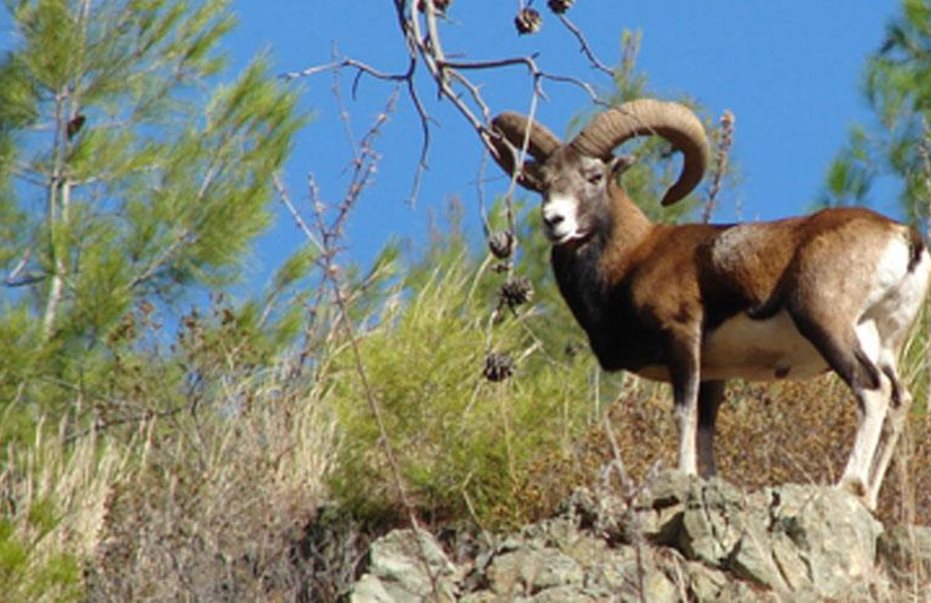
[667,333,703,476]
[697,380,726,477]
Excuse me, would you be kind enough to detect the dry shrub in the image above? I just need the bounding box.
[86,367,337,601]
[542,374,931,527]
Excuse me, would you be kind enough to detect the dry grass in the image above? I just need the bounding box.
[527,373,931,529]
[85,366,337,601]
[0,358,338,602]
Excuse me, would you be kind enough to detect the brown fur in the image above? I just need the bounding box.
[494,108,929,509]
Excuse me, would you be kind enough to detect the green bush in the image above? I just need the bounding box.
[0,426,118,603]
[327,249,602,527]
[0,514,83,602]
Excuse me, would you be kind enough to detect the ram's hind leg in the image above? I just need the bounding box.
[790,310,887,505]
[866,360,912,509]
[865,247,929,507]
[839,319,898,507]
[864,283,924,508]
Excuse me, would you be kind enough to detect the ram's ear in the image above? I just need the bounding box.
[609,154,636,178]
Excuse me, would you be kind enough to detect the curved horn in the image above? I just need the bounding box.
[489,112,562,192]
[570,99,710,206]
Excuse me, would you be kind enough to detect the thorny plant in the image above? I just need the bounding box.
[702,109,735,224]
[274,83,453,595]
[283,1,628,393]
[275,3,627,592]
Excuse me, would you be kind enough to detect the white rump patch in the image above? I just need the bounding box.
[862,235,931,339]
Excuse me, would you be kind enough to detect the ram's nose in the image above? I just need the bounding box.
[542,209,565,229]
[541,196,579,244]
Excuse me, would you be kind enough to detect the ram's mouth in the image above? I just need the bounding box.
[545,226,590,247]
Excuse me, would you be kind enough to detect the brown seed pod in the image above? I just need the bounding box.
[66,114,86,140]
[547,0,574,14]
[488,230,514,259]
[483,352,515,382]
[514,8,542,35]
[500,276,534,309]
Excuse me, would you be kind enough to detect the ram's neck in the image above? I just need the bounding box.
[598,187,655,282]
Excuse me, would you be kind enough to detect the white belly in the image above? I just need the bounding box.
[633,311,830,382]
[701,311,829,381]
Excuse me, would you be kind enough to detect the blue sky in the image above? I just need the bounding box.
[0,2,903,289]
[226,1,901,286]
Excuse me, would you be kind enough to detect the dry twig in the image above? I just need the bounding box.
[702,109,735,224]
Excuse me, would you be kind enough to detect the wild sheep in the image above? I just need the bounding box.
[488,98,931,509]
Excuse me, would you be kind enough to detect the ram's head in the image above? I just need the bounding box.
[488,99,710,244]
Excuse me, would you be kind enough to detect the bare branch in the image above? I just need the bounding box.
[556,13,615,77]
[285,2,618,208]
[281,58,407,86]
[541,72,607,106]
[272,172,324,254]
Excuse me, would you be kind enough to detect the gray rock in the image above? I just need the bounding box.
[352,528,459,603]
[768,484,881,597]
[584,546,679,603]
[485,547,582,596]
[581,544,639,595]
[679,477,765,565]
[627,470,695,546]
[671,479,882,599]
[685,561,733,602]
[529,585,595,602]
[351,573,395,603]
[637,560,679,603]
[348,477,902,602]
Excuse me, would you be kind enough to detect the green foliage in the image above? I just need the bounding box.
[819,126,876,208]
[0,499,83,602]
[0,0,304,427]
[0,3,316,595]
[327,242,601,526]
[821,0,931,224]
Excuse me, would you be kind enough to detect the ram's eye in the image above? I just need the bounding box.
[586,172,603,185]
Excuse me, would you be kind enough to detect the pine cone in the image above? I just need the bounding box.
[488,231,514,260]
[547,0,574,14]
[483,352,515,382]
[514,8,542,35]
[500,276,534,309]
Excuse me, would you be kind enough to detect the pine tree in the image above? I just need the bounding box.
[0,0,303,423]
[820,0,931,227]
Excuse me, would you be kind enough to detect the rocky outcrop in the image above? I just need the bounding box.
[350,472,930,601]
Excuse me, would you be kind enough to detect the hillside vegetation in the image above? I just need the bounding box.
[4,0,931,600]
